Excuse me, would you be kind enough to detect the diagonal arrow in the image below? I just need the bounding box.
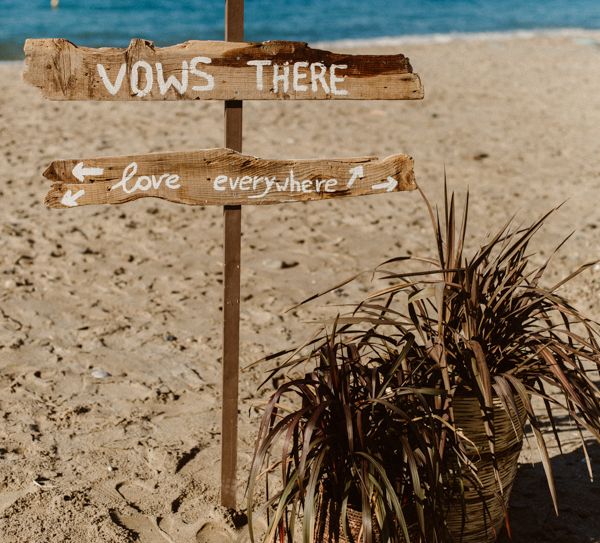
[72,162,104,182]
[372,176,398,192]
[346,165,364,188]
[61,189,85,207]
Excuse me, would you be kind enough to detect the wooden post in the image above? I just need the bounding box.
[221,0,244,509]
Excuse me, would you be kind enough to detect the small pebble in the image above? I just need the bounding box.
[91,368,111,379]
[33,476,53,488]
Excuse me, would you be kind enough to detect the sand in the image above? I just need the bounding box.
[0,32,599,542]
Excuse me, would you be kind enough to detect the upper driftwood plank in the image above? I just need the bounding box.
[23,38,423,101]
[43,147,416,208]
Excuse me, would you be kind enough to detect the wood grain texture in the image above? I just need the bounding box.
[43,148,416,208]
[23,38,424,101]
[221,0,244,510]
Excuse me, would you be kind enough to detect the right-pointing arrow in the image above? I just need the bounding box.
[61,189,85,207]
[372,176,398,192]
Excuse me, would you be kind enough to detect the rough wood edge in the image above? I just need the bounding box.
[42,147,394,182]
[23,37,414,70]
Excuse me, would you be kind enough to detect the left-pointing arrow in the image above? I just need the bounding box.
[72,162,104,182]
[61,189,85,207]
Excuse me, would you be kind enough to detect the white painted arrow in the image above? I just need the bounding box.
[372,176,398,192]
[72,162,104,182]
[61,189,85,207]
[346,165,364,188]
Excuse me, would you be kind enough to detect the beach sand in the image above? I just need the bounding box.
[0,32,599,542]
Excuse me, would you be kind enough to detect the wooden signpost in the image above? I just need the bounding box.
[24,0,423,510]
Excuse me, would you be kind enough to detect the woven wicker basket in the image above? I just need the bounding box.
[314,394,526,543]
[314,493,419,543]
[314,497,379,543]
[446,394,526,543]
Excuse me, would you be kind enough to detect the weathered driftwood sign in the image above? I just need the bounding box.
[23,38,424,101]
[43,148,416,208]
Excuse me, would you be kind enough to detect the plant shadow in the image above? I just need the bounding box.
[497,441,600,543]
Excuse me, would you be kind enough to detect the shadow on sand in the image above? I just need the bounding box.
[497,441,600,543]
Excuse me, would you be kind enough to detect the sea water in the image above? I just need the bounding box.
[1,0,600,60]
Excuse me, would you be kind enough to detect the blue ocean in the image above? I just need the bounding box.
[2,0,600,60]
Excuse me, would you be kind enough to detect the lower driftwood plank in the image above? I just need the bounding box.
[43,148,416,208]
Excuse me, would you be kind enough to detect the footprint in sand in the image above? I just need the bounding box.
[233,513,268,543]
[195,522,233,543]
[113,512,175,543]
[104,481,176,543]
[0,487,30,514]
